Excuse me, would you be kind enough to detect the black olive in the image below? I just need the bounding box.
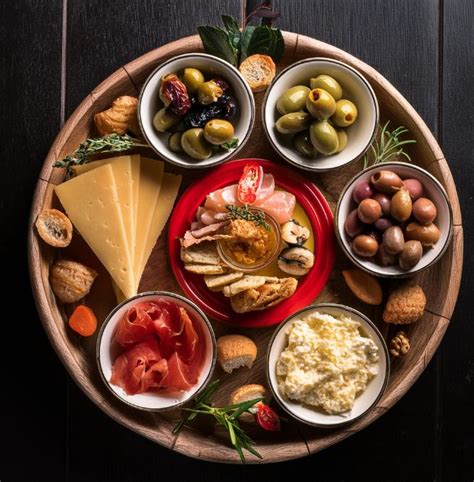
[218,94,237,119]
[212,77,230,92]
[182,103,223,129]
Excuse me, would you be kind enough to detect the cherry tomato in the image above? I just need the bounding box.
[255,402,281,431]
[237,164,264,204]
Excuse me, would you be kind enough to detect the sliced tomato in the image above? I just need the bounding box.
[237,164,264,205]
[255,402,281,431]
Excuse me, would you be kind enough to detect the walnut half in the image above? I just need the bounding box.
[390,331,410,357]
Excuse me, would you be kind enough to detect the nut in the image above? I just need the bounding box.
[35,209,73,248]
[50,259,98,303]
[159,74,191,115]
[390,331,410,357]
[383,281,426,324]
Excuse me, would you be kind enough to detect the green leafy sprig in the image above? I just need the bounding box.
[173,380,263,463]
[53,133,149,173]
[363,121,416,169]
[197,9,284,67]
[221,137,239,151]
[225,205,270,230]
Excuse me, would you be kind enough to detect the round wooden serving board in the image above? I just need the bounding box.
[28,32,463,464]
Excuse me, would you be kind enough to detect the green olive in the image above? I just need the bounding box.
[332,99,358,127]
[293,131,318,158]
[168,132,183,152]
[152,107,180,132]
[335,129,348,153]
[276,85,311,115]
[182,68,205,94]
[306,88,336,120]
[198,80,223,105]
[204,119,234,145]
[309,120,339,155]
[275,112,311,135]
[181,128,212,160]
[309,75,343,100]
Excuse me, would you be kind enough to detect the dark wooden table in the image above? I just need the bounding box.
[1,1,472,480]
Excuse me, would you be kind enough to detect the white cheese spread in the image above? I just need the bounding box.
[276,311,379,415]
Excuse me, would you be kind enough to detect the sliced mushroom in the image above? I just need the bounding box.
[281,219,310,245]
[278,246,315,276]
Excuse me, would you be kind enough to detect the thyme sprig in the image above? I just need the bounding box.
[173,380,263,463]
[225,205,270,230]
[53,133,149,173]
[363,121,416,169]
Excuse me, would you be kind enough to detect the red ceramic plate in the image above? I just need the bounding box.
[168,159,335,327]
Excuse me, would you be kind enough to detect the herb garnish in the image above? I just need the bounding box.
[221,137,239,151]
[173,380,263,463]
[53,133,149,174]
[197,5,284,67]
[363,121,416,169]
[225,205,270,230]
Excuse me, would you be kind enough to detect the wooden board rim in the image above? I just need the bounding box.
[28,32,464,463]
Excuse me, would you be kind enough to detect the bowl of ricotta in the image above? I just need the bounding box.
[266,303,390,427]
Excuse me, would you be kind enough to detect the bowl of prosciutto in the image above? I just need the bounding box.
[97,291,217,411]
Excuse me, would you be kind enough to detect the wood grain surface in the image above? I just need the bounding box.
[2,0,473,481]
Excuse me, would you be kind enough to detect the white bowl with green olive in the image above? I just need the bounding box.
[335,162,453,278]
[262,58,379,172]
[138,53,255,168]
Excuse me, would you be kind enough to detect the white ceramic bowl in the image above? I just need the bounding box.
[266,303,389,428]
[262,58,379,171]
[335,162,453,278]
[138,53,255,168]
[97,291,216,411]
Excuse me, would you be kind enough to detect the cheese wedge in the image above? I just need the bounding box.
[55,164,135,298]
[137,172,182,284]
[72,155,138,267]
[134,157,164,282]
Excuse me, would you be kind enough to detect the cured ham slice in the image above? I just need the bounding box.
[110,338,166,395]
[256,174,275,202]
[205,184,239,212]
[254,190,296,224]
[200,209,217,225]
[110,299,205,395]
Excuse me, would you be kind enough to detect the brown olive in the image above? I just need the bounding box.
[353,234,379,257]
[358,198,382,224]
[373,193,391,216]
[390,189,413,222]
[399,240,423,270]
[413,197,437,225]
[344,208,364,238]
[370,170,404,194]
[405,222,441,247]
[402,178,424,201]
[374,217,393,231]
[352,181,374,204]
[383,226,405,255]
[376,243,398,266]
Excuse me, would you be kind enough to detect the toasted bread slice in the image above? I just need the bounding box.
[239,54,276,92]
[217,335,257,373]
[184,264,227,275]
[222,275,279,297]
[230,384,266,422]
[180,241,221,265]
[204,271,244,289]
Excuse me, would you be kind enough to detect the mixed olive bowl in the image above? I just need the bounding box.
[335,162,453,278]
[262,57,379,172]
[138,53,255,168]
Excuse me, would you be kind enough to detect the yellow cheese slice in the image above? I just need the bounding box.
[134,157,164,282]
[72,155,138,267]
[55,164,135,298]
[137,172,182,286]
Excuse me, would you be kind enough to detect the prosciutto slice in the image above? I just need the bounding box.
[110,299,204,395]
[254,190,296,224]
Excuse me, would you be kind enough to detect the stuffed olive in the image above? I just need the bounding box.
[275,112,311,135]
[306,88,336,120]
[204,119,234,145]
[309,120,339,155]
[309,75,343,100]
[181,128,212,160]
[276,85,311,115]
[332,99,358,127]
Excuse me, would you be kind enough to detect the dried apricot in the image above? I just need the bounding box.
[342,268,383,305]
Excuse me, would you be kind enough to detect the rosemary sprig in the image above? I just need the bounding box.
[225,205,270,231]
[173,380,263,463]
[53,133,149,173]
[363,121,416,169]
